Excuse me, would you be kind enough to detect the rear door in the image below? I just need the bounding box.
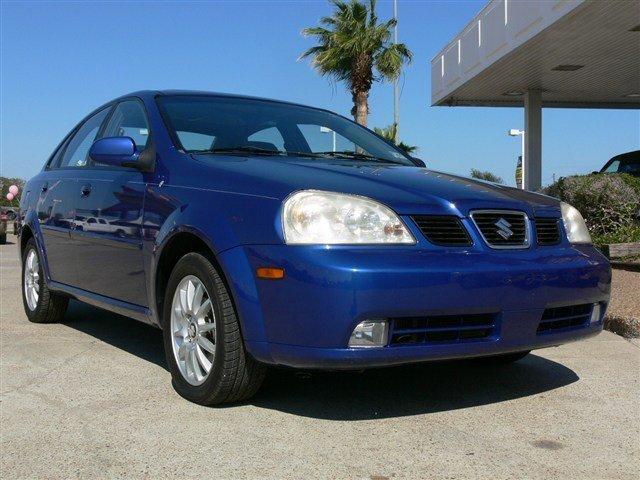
[72,99,149,306]
[36,107,111,287]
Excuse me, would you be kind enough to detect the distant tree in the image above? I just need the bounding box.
[374,123,418,154]
[470,169,503,184]
[300,0,412,127]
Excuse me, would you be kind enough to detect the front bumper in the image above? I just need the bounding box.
[218,243,611,369]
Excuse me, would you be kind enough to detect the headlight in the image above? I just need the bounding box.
[282,190,415,244]
[560,202,592,244]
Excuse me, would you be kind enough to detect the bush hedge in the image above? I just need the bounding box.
[543,173,640,247]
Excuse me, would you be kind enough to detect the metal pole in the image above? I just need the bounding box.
[393,0,399,142]
[332,131,336,152]
[521,132,525,190]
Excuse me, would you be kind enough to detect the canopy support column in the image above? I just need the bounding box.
[524,90,542,191]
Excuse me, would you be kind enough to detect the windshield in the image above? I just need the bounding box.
[157,95,414,165]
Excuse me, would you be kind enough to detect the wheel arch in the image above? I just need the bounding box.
[20,224,34,255]
[153,227,237,330]
[18,218,51,283]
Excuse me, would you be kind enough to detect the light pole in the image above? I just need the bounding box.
[320,126,336,152]
[508,129,525,189]
[393,0,399,142]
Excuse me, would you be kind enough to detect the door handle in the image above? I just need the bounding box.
[80,184,92,197]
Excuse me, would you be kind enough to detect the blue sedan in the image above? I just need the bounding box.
[19,91,611,405]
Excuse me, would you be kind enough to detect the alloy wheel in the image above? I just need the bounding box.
[170,275,216,386]
[24,249,40,311]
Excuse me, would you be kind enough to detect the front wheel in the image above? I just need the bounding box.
[22,238,68,323]
[162,252,266,405]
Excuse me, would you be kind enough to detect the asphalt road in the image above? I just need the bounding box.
[1,240,638,480]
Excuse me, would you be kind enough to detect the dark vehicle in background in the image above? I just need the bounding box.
[0,207,18,242]
[0,210,7,244]
[6,208,19,235]
[599,150,640,177]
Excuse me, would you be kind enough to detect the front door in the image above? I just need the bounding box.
[72,100,150,306]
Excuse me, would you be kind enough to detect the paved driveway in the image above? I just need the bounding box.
[1,241,638,479]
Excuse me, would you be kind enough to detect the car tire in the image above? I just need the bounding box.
[162,252,266,405]
[0,234,6,244]
[22,238,69,323]
[478,350,531,364]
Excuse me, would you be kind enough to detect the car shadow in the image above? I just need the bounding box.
[63,300,579,420]
[250,355,579,420]
[64,300,167,370]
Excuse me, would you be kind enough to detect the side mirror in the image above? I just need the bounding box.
[411,157,426,168]
[89,137,139,168]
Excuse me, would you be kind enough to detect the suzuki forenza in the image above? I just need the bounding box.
[19,91,611,405]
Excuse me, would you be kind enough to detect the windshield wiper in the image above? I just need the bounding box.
[314,150,400,164]
[190,146,400,164]
[190,146,285,156]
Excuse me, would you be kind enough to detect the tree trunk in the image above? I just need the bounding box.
[351,89,369,127]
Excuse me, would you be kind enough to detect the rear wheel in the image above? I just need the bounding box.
[22,238,68,323]
[162,252,266,405]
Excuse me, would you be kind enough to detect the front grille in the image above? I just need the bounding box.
[390,313,497,345]
[534,217,561,245]
[537,304,592,334]
[412,215,472,246]
[471,210,529,248]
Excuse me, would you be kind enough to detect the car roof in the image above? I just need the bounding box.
[609,150,640,162]
[115,90,329,112]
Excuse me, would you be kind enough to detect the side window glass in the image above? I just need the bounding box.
[247,127,285,151]
[102,100,150,150]
[58,108,110,168]
[47,136,71,169]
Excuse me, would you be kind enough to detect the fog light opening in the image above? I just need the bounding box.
[348,319,389,348]
[590,303,602,324]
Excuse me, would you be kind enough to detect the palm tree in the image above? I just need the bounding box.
[374,123,418,154]
[300,0,412,127]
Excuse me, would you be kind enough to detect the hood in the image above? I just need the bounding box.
[192,155,561,217]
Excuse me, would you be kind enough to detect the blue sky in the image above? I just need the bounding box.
[2,0,638,185]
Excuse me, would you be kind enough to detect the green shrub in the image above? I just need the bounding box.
[591,224,640,247]
[543,174,640,247]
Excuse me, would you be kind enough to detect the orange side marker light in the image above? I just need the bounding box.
[256,267,285,280]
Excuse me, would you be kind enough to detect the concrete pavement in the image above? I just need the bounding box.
[1,241,638,479]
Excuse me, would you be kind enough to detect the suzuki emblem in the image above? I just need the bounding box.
[495,218,513,239]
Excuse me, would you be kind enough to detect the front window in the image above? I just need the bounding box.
[157,95,414,165]
[619,159,640,174]
[101,100,150,150]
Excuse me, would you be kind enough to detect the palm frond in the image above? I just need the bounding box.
[374,42,412,80]
[368,0,377,27]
